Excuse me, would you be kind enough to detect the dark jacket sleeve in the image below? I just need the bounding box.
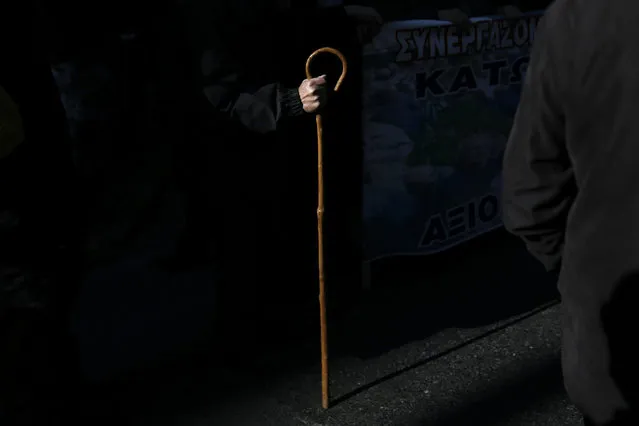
[200,48,305,134]
[199,5,351,135]
[501,14,576,272]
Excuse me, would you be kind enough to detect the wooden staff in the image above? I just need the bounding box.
[305,47,347,410]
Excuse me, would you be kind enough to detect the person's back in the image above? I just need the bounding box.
[557,0,639,279]
[558,4,639,422]
[503,0,639,424]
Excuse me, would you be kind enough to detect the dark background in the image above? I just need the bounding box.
[1,0,557,388]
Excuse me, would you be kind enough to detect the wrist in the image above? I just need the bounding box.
[280,87,305,117]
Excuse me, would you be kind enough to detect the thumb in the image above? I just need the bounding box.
[310,74,327,85]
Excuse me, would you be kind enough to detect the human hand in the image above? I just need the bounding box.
[298,75,328,114]
[344,5,383,44]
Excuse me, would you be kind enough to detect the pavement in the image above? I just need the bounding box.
[88,230,583,426]
[116,303,579,426]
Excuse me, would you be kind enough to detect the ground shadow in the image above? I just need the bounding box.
[331,300,556,407]
[408,355,567,426]
[80,228,557,417]
[237,228,557,367]
[333,228,558,359]
[69,228,558,424]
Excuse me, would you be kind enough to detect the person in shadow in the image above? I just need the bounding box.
[596,272,639,425]
[0,1,83,424]
[502,0,639,424]
[172,0,383,362]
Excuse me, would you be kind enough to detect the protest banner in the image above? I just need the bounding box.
[362,12,542,261]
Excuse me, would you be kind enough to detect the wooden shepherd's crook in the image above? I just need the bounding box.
[305,47,347,410]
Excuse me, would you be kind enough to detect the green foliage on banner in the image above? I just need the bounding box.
[407,94,512,167]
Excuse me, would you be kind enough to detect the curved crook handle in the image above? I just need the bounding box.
[305,47,348,92]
